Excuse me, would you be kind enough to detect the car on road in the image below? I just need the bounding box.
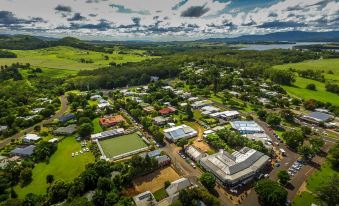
[190,162,196,168]
[178,151,186,159]
[275,163,281,167]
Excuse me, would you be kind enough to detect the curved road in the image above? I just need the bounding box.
[0,95,68,149]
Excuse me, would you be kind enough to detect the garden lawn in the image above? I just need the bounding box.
[306,162,338,192]
[153,188,168,201]
[98,133,147,158]
[15,136,94,198]
[292,192,319,206]
[92,117,103,133]
[282,76,339,106]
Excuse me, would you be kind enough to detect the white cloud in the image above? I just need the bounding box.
[0,0,338,40]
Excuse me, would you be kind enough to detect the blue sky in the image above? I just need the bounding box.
[0,0,338,41]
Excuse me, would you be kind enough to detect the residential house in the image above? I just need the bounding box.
[58,113,76,123]
[153,116,169,125]
[133,191,157,206]
[53,124,77,136]
[165,178,191,196]
[159,107,176,116]
[10,145,36,157]
[185,145,206,161]
[209,111,240,120]
[143,106,156,113]
[99,115,125,127]
[22,134,41,143]
[155,155,171,167]
[301,112,333,124]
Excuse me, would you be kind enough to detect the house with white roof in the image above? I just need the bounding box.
[165,178,191,196]
[209,111,240,120]
[133,191,157,206]
[163,125,197,142]
[23,134,41,143]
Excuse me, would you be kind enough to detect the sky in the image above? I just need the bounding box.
[0,0,338,41]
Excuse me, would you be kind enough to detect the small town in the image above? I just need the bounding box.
[0,1,339,206]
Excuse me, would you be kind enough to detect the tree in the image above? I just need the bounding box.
[306,83,316,90]
[200,172,216,190]
[176,138,188,148]
[278,170,290,185]
[78,123,93,138]
[48,180,70,204]
[20,168,32,187]
[298,145,315,161]
[255,179,288,206]
[266,114,281,127]
[164,180,171,189]
[269,69,295,85]
[208,66,220,95]
[185,104,193,120]
[280,109,294,123]
[33,141,57,162]
[97,177,112,192]
[46,174,54,185]
[328,143,339,169]
[92,189,106,206]
[301,126,312,137]
[257,110,267,121]
[309,137,324,154]
[303,99,317,111]
[316,175,339,206]
[282,131,304,150]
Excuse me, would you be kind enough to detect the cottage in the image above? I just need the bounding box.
[10,145,36,157]
[48,138,59,143]
[185,145,206,161]
[23,134,41,143]
[0,126,7,134]
[150,76,159,82]
[166,178,191,196]
[53,124,77,135]
[156,155,171,167]
[32,108,45,114]
[58,113,76,123]
[209,111,240,120]
[133,191,157,206]
[191,100,213,109]
[90,95,102,100]
[153,116,169,125]
[159,107,176,115]
[99,115,125,127]
[143,106,156,113]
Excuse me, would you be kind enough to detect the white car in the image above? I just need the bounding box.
[72,153,74,157]
[75,152,79,156]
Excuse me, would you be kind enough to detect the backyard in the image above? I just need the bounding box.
[15,136,94,198]
[98,132,147,158]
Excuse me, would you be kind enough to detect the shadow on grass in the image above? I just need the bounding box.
[284,182,295,191]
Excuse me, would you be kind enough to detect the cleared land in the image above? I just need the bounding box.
[98,133,147,158]
[273,58,339,106]
[133,166,181,193]
[15,136,94,198]
[0,46,155,76]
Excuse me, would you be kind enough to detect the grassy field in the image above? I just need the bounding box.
[92,117,103,134]
[15,137,94,198]
[283,76,339,106]
[292,162,338,206]
[98,133,147,158]
[0,46,155,77]
[292,191,320,206]
[273,58,339,106]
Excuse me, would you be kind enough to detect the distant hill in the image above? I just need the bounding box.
[0,35,110,52]
[201,31,339,43]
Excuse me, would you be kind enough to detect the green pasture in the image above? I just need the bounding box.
[15,137,94,198]
[292,191,319,206]
[282,76,339,106]
[0,46,155,75]
[98,133,147,158]
[92,117,103,133]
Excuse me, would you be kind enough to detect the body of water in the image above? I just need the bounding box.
[238,42,328,51]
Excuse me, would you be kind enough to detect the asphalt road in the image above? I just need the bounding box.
[0,95,68,149]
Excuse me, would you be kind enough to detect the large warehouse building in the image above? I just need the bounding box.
[200,147,270,187]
